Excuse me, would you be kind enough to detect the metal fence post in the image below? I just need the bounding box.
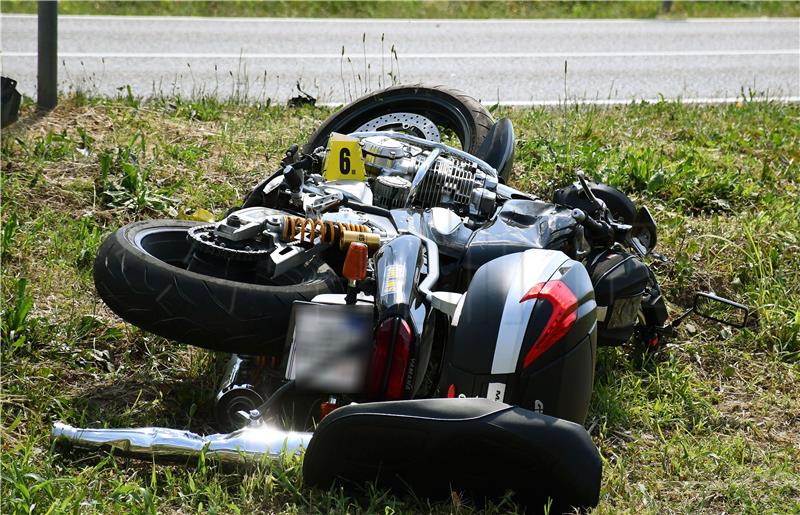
[37,0,58,110]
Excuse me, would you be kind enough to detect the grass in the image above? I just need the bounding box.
[3,0,800,19]
[1,91,799,513]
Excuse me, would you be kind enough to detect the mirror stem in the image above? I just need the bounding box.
[670,307,695,329]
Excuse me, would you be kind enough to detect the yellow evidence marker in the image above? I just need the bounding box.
[323,133,366,182]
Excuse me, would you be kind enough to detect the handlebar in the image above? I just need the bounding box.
[571,208,614,244]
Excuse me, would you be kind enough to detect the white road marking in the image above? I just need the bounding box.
[471,96,800,107]
[2,13,797,23]
[4,49,798,59]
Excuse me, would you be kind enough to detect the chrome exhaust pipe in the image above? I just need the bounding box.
[52,422,312,463]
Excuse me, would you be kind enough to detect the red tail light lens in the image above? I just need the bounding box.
[366,317,413,400]
[520,280,578,368]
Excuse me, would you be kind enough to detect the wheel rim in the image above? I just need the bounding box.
[134,226,195,267]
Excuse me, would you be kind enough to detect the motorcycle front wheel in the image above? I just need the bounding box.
[94,220,341,356]
[304,84,494,153]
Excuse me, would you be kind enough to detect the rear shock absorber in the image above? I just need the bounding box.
[279,215,379,250]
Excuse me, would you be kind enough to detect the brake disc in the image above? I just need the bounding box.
[355,112,441,142]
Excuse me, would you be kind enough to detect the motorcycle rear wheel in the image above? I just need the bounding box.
[94,220,341,356]
[304,84,494,153]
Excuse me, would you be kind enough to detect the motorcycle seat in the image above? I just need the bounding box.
[304,397,601,511]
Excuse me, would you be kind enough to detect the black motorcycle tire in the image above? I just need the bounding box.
[94,220,341,356]
[304,84,494,153]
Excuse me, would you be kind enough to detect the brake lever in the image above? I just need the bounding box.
[628,235,648,258]
[281,144,300,166]
[576,171,606,213]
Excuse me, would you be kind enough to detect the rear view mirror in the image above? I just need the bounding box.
[693,292,749,328]
[630,206,657,255]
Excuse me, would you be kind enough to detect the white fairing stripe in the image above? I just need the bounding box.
[490,250,569,374]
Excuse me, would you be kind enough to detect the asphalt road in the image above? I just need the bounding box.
[2,15,798,105]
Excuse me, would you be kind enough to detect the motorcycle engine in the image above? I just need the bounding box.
[373,175,411,209]
[362,135,496,217]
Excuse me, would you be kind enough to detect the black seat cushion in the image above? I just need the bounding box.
[303,398,601,511]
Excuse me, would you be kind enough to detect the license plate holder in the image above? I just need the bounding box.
[285,301,374,392]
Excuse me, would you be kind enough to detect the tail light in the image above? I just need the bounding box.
[520,280,578,368]
[366,317,413,400]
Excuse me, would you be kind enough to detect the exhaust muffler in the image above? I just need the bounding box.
[52,422,312,463]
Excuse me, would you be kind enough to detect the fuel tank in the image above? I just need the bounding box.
[438,248,597,424]
[459,199,580,282]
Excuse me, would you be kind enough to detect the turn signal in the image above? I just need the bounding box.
[342,242,368,282]
[520,280,578,368]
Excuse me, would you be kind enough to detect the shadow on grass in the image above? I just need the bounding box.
[65,375,218,434]
[7,105,55,132]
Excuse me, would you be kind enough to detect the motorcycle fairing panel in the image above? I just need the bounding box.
[458,199,582,280]
[372,234,436,399]
[473,117,515,184]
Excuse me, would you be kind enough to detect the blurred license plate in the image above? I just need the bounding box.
[285,302,374,392]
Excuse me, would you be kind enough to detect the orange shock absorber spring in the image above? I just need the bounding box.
[281,215,370,245]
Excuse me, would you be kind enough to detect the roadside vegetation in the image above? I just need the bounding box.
[3,0,800,19]
[1,93,799,513]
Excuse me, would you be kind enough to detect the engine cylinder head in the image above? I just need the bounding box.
[362,136,405,172]
[414,157,477,210]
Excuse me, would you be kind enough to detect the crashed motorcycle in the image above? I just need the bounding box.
[55,86,749,511]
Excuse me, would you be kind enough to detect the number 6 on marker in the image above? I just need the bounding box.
[340,147,351,174]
